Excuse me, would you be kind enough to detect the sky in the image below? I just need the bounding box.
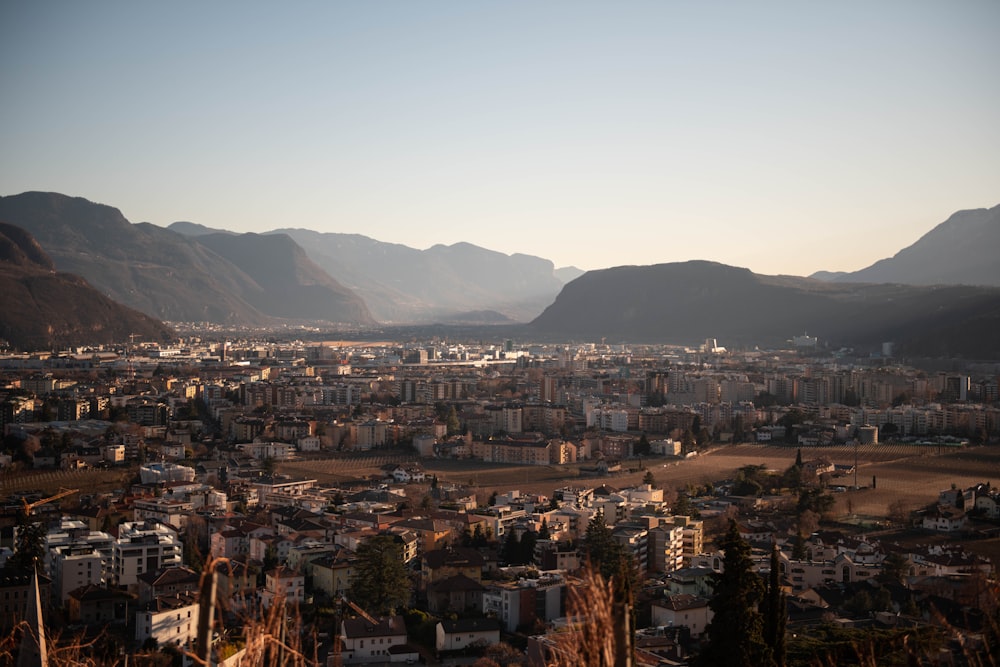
[1,2,998,276]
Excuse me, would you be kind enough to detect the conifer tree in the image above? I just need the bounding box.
[348,535,411,616]
[698,520,774,667]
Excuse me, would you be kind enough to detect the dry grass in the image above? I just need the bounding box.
[544,568,620,667]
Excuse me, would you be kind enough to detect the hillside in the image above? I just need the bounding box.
[528,260,1000,358]
[0,192,374,325]
[815,204,1000,286]
[194,232,374,323]
[0,222,174,350]
[264,229,564,323]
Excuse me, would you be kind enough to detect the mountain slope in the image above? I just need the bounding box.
[0,192,374,325]
[0,222,174,350]
[816,204,1000,286]
[194,232,374,323]
[265,229,564,323]
[528,260,1000,357]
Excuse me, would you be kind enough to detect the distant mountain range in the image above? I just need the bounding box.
[528,260,1000,358]
[0,192,374,326]
[812,204,1000,286]
[170,222,566,323]
[0,222,174,349]
[2,191,998,358]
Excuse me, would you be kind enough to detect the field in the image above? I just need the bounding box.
[0,466,132,500]
[278,443,1000,520]
[7,442,996,524]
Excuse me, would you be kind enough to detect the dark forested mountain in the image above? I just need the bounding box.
[263,229,564,323]
[0,192,374,325]
[0,222,174,350]
[813,204,1000,286]
[528,260,1000,358]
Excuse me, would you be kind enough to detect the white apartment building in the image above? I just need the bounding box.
[114,521,183,588]
[135,591,199,648]
[45,519,114,588]
[50,546,104,603]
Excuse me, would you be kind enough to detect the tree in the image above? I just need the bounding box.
[584,511,626,582]
[501,531,522,565]
[673,490,698,518]
[887,499,909,525]
[642,470,656,488]
[8,510,47,572]
[635,433,651,457]
[880,551,909,584]
[348,535,411,616]
[537,519,550,541]
[763,544,787,667]
[446,406,460,436]
[698,520,774,667]
[681,429,696,455]
[798,509,820,538]
[183,531,204,574]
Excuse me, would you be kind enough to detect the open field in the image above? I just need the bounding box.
[1,442,993,526]
[278,443,1000,519]
[0,466,132,499]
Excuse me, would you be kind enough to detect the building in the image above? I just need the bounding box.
[49,545,104,603]
[113,521,183,588]
[134,591,199,648]
[483,574,566,633]
[0,568,51,632]
[339,615,410,663]
[136,566,200,605]
[436,617,502,652]
[651,594,713,637]
[261,567,305,609]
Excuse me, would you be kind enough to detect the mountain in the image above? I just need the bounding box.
[528,260,1000,358]
[0,222,174,350]
[260,229,564,323]
[193,232,374,323]
[0,192,374,326]
[167,221,234,237]
[813,204,1000,286]
[555,266,586,283]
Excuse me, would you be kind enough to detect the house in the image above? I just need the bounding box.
[261,567,305,609]
[651,594,713,637]
[67,584,132,625]
[426,573,485,614]
[436,617,501,652]
[339,615,412,663]
[136,566,200,605]
[420,547,484,593]
[134,591,199,648]
[311,548,357,599]
[920,505,967,533]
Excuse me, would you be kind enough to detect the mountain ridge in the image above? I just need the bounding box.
[0,222,174,350]
[812,204,1000,286]
[528,260,1000,358]
[0,192,374,326]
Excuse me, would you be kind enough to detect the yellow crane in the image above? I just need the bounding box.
[342,597,378,626]
[20,487,79,516]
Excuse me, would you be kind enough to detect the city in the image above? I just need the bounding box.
[2,334,998,665]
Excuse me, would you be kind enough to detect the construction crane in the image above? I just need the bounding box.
[341,597,378,625]
[21,487,79,516]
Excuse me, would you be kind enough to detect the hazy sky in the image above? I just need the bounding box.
[2,2,997,276]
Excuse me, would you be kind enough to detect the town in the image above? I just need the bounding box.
[2,333,999,666]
